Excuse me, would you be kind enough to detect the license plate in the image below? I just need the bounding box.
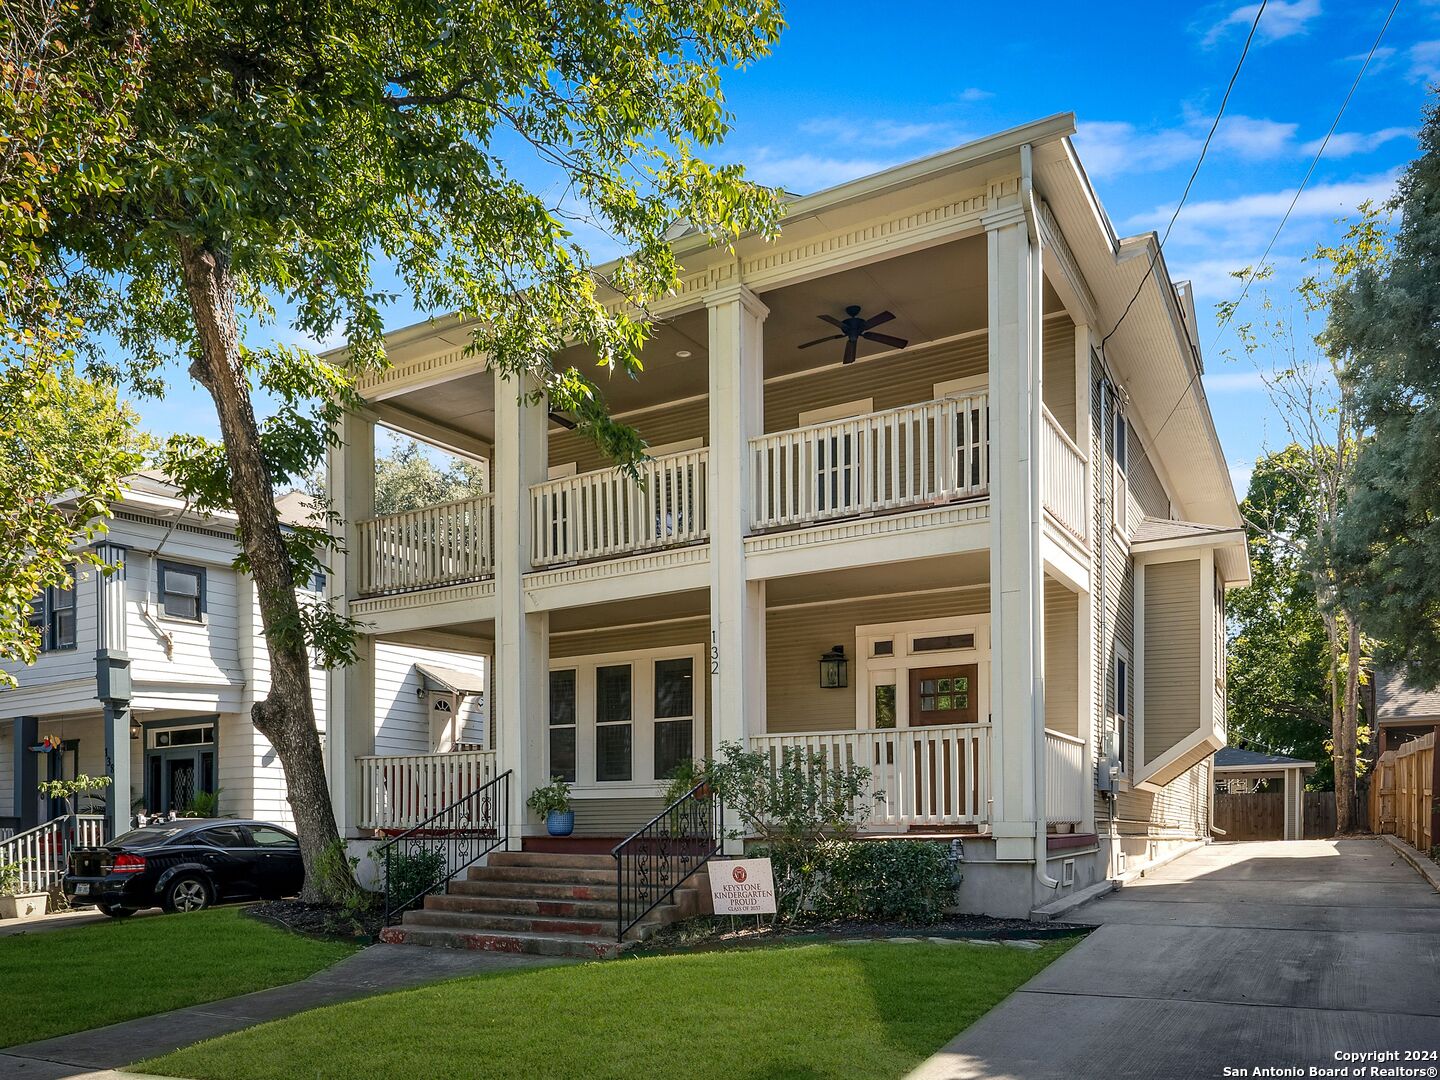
[74,883,90,896]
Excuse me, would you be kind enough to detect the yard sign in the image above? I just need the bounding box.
[709,858,777,915]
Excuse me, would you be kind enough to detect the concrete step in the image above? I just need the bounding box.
[488,851,615,871]
[426,892,619,920]
[447,878,621,902]
[379,923,622,959]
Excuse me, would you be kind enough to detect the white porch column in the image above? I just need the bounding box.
[986,176,1045,861]
[493,372,549,838]
[94,540,132,839]
[326,410,376,836]
[707,283,768,852]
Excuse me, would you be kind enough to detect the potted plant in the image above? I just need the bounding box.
[0,859,47,920]
[527,777,574,837]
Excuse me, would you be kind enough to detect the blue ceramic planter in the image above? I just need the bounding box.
[546,809,575,837]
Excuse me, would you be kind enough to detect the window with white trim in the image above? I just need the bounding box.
[594,664,633,783]
[29,571,77,652]
[548,669,577,783]
[1114,648,1130,775]
[652,657,694,779]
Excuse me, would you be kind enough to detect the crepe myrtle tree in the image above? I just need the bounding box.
[38,0,785,899]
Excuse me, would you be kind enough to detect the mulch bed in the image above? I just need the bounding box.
[245,899,385,942]
[634,913,1087,955]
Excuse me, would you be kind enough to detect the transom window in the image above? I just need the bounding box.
[158,561,205,621]
[913,633,975,653]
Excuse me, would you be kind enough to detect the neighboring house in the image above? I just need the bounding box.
[323,112,1247,922]
[1374,667,1440,753]
[0,472,488,847]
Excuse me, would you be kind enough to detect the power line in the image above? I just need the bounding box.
[1098,0,1269,354]
[1209,0,1402,351]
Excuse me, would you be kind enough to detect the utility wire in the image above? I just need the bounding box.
[1098,0,1269,354]
[1209,0,1402,352]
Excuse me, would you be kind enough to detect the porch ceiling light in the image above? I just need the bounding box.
[819,645,848,690]
[129,720,141,740]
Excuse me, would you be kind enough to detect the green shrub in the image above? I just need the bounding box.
[752,840,958,925]
[380,847,448,912]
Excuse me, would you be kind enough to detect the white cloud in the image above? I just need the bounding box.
[797,116,963,150]
[1408,40,1440,83]
[1205,370,1268,392]
[1074,115,1297,179]
[957,87,992,102]
[1202,0,1321,47]
[1301,126,1412,157]
[1126,173,1400,230]
[742,149,900,193]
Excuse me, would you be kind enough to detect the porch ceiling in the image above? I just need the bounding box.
[547,588,709,634]
[766,551,989,607]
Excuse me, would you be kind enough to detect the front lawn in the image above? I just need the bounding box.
[0,907,357,1048]
[143,939,1075,1080]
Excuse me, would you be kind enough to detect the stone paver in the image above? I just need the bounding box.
[0,944,569,1080]
[908,839,1440,1080]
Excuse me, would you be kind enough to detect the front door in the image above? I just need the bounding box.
[909,664,979,726]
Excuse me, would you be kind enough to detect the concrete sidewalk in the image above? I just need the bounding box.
[908,838,1440,1080]
[0,944,569,1080]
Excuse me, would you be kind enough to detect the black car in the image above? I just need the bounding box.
[64,819,305,917]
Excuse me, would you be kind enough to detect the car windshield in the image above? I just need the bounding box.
[111,826,188,848]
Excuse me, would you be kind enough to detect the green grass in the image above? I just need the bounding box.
[0,907,357,1048]
[142,939,1076,1080]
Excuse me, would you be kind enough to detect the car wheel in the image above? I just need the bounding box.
[96,903,135,918]
[162,875,212,914]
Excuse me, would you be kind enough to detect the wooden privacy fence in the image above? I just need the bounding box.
[1214,791,1337,841]
[1371,731,1434,852]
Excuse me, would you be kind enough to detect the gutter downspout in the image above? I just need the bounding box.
[1021,144,1060,893]
[1098,372,1117,873]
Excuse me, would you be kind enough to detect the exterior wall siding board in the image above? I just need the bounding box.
[1143,558,1203,762]
[1043,580,1080,737]
[549,399,708,474]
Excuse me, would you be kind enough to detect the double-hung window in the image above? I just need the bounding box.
[594,664,633,783]
[1112,413,1129,532]
[158,561,205,621]
[652,657,694,780]
[29,572,76,652]
[1115,650,1130,775]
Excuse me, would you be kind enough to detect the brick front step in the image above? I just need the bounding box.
[467,864,618,886]
[424,893,621,920]
[379,924,623,959]
[446,878,622,902]
[488,851,617,871]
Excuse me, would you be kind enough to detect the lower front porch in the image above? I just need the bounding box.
[351,555,1093,844]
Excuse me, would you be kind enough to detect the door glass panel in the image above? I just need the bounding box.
[874,684,897,728]
[167,759,196,812]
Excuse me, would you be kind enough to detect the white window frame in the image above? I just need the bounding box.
[1111,412,1129,535]
[854,615,991,730]
[644,436,704,459]
[157,560,206,623]
[546,644,705,796]
[546,668,578,784]
[1114,644,1131,777]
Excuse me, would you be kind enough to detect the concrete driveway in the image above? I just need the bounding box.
[911,839,1440,1079]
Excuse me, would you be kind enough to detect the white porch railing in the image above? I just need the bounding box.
[1041,407,1087,543]
[0,815,106,894]
[750,724,991,827]
[750,395,989,530]
[357,495,493,596]
[356,750,499,831]
[530,448,708,567]
[1044,729,1088,826]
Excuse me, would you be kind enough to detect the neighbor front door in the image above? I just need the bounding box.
[909,664,979,726]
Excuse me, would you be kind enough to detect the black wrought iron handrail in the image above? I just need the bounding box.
[611,780,721,942]
[377,769,511,925]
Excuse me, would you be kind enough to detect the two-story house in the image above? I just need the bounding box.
[314,112,1246,928]
[0,473,489,873]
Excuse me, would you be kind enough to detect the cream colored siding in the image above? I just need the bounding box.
[1143,559,1202,763]
[568,797,665,837]
[767,589,989,734]
[1129,435,1170,521]
[1044,580,1079,737]
[1041,317,1077,439]
[550,399,707,474]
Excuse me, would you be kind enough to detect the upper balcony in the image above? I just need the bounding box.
[348,235,1090,606]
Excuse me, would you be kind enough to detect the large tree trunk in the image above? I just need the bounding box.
[176,237,350,902]
[1335,612,1362,833]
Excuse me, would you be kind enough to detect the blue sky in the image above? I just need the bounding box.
[131,0,1438,497]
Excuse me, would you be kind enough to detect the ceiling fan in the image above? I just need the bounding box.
[799,305,908,365]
